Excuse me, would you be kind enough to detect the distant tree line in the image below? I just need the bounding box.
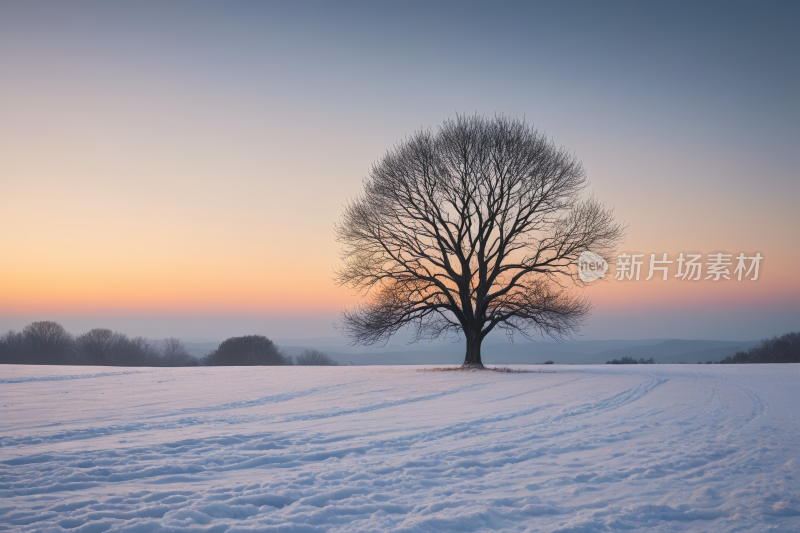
[606,356,655,365]
[603,331,800,365]
[719,331,799,364]
[0,321,197,366]
[0,321,342,367]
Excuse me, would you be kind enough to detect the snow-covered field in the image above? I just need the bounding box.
[1,364,798,532]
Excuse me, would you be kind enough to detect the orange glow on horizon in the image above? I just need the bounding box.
[1,253,793,316]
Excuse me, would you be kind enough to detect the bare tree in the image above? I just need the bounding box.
[75,328,162,367]
[335,115,624,367]
[112,336,160,367]
[161,337,194,366]
[295,349,339,366]
[22,321,75,364]
[0,330,25,364]
[75,328,119,366]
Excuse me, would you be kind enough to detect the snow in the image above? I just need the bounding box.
[0,364,798,532]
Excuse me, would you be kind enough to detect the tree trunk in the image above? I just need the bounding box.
[463,333,484,367]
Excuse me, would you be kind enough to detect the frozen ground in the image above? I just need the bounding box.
[0,364,798,532]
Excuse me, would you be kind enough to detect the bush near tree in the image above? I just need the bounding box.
[202,335,291,366]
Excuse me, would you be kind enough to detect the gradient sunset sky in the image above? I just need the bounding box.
[1,1,798,341]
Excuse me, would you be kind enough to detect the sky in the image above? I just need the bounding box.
[1,1,798,342]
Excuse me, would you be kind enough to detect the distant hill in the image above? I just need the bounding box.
[275,337,740,365]
[654,344,760,364]
[595,339,760,364]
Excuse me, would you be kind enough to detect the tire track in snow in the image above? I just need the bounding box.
[148,381,360,418]
[1,365,797,532]
[0,382,367,448]
[281,382,487,422]
[0,370,148,384]
[550,376,668,422]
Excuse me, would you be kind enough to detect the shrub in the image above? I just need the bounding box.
[161,338,195,367]
[295,349,339,366]
[203,335,291,366]
[606,356,655,365]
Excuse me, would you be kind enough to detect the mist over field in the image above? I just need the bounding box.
[264,336,763,367]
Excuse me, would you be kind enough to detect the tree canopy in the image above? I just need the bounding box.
[335,115,624,366]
